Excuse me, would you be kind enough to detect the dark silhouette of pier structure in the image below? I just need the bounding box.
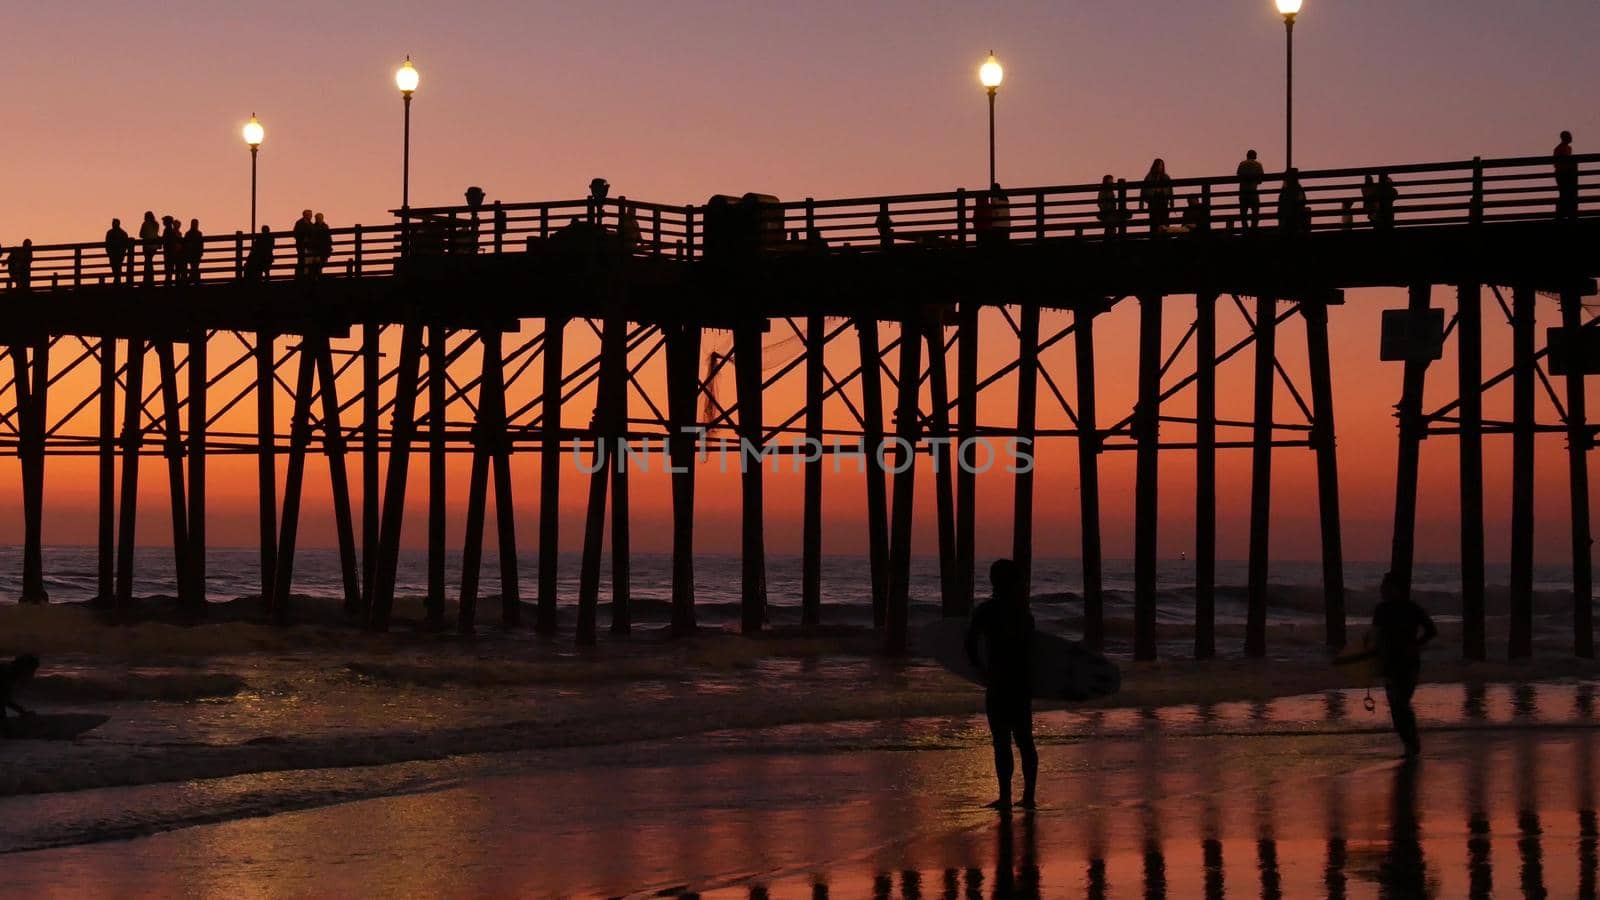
[0,154,1595,660]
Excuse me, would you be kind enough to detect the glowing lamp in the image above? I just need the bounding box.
[1276,0,1302,16]
[979,52,1003,90]
[242,114,264,148]
[395,56,420,95]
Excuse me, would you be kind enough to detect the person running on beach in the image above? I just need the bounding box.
[104,218,130,285]
[0,654,40,738]
[966,558,1037,810]
[1372,572,1437,757]
[1237,149,1265,229]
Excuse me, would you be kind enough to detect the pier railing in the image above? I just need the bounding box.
[3,153,1596,293]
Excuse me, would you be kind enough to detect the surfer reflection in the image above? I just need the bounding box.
[0,653,40,737]
[1373,572,1437,757]
[965,559,1038,810]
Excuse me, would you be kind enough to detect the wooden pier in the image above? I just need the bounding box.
[1,153,1595,659]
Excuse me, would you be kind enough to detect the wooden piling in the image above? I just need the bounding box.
[856,318,889,627]
[1303,301,1346,649]
[114,340,144,608]
[1075,302,1105,650]
[482,330,521,628]
[802,314,825,625]
[155,342,189,608]
[187,332,207,613]
[371,320,425,629]
[886,316,924,655]
[256,331,276,610]
[1457,283,1486,660]
[426,323,448,628]
[1133,294,1163,661]
[96,336,116,605]
[270,341,318,624]
[925,319,959,618]
[735,322,768,633]
[1245,295,1277,658]
[457,362,493,635]
[537,315,567,634]
[1508,286,1536,658]
[577,314,626,645]
[666,323,701,634]
[955,301,980,616]
[1194,293,1218,659]
[1012,304,1041,600]
[12,342,48,603]
[611,430,631,635]
[1387,285,1434,597]
[313,337,363,615]
[1560,287,1594,659]
[362,323,381,607]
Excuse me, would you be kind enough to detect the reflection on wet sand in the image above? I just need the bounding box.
[3,681,1596,898]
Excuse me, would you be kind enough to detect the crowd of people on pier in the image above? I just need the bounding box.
[0,133,1587,290]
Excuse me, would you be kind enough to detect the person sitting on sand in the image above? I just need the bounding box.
[965,559,1037,810]
[1372,573,1437,758]
[0,654,40,737]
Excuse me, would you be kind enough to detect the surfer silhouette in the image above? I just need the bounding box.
[0,654,40,738]
[1372,573,1437,757]
[965,559,1038,810]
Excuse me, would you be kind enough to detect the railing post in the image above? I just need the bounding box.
[1470,156,1484,226]
[685,205,696,257]
[956,188,968,244]
[805,198,816,242]
[492,201,504,254]
[1117,178,1129,236]
[1201,182,1213,229]
[652,207,662,255]
[540,205,549,240]
[235,231,244,279]
[74,247,82,287]
[1035,191,1045,240]
[878,200,892,249]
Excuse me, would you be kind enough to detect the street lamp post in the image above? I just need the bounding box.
[979,52,1004,187]
[243,114,264,232]
[1277,0,1302,168]
[396,56,420,210]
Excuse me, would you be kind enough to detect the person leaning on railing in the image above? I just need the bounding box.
[6,240,33,292]
[245,226,275,283]
[1278,168,1310,234]
[1554,130,1578,221]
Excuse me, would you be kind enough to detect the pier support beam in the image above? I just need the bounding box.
[735,322,768,633]
[362,323,381,608]
[1457,284,1487,660]
[1195,292,1218,659]
[927,320,959,618]
[1245,295,1277,658]
[1133,294,1162,661]
[187,332,207,613]
[1304,301,1346,649]
[577,314,626,646]
[857,319,889,627]
[1560,286,1594,659]
[115,340,145,609]
[13,341,49,604]
[256,331,276,611]
[96,336,116,605]
[155,343,189,609]
[483,331,521,629]
[537,315,568,635]
[313,338,362,615]
[1508,286,1535,658]
[802,314,825,626]
[666,323,701,634]
[1012,304,1040,599]
[955,301,980,616]
[426,323,448,628]
[1075,302,1105,650]
[270,341,317,624]
[371,320,425,630]
[1387,285,1434,600]
[886,316,924,655]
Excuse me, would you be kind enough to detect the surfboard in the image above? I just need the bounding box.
[1333,630,1383,687]
[4,713,110,741]
[919,618,1121,701]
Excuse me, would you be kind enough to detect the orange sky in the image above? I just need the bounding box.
[2,1,1595,565]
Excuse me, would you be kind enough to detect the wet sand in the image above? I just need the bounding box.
[2,680,1596,898]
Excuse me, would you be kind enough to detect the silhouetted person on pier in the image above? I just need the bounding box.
[311,213,332,277]
[183,219,204,284]
[292,209,314,278]
[1373,571,1437,757]
[139,212,160,285]
[1555,130,1578,221]
[1237,149,1265,229]
[1278,168,1310,233]
[876,209,894,247]
[1139,159,1173,233]
[0,653,39,737]
[245,226,275,282]
[104,218,131,285]
[6,240,33,292]
[1180,195,1211,234]
[973,183,1010,248]
[1376,173,1399,229]
[1360,174,1378,226]
[966,558,1037,810]
[1096,175,1126,234]
[161,216,182,284]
